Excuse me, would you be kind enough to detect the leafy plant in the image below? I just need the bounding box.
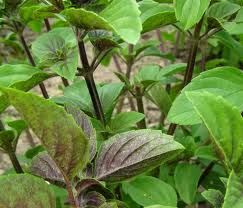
[0,0,243,207]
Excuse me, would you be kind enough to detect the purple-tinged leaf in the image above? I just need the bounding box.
[94,130,184,182]
[0,87,89,180]
[65,104,97,161]
[76,179,114,200]
[79,191,106,208]
[31,152,65,186]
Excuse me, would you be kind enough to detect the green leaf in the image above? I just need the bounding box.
[95,130,184,182]
[56,80,124,120]
[0,64,51,91]
[202,189,224,208]
[100,0,142,44]
[235,8,243,23]
[99,202,118,208]
[62,0,142,44]
[32,27,78,81]
[1,88,89,179]
[174,163,202,204]
[19,4,57,23]
[174,0,211,30]
[62,8,113,30]
[208,2,240,21]
[7,119,27,151]
[214,31,243,59]
[145,206,176,208]
[146,82,172,115]
[0,174,56,208]
[134,63,186,88]
[159,63,186,76]
[139,0,176,33]
[222,171,243,208]
[186,92,243,174]
[223,22,243,35]
[168,67,243,125]
[122,176,177,207]
[89,30,119,51]
[109,111,145,132]
[194,146,218,161]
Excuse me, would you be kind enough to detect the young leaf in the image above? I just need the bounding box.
[202,189,224,208]
[32,27,78,81]
[0,174,55,208]
[174,0,211,30]
[56,80,124,120]
[95,130,184,182]
[168,67,243,125]
[65,104,97,161]
[7,119,27,151]
[1,87,89,179]
[186,92,243,174]
[109,111,145,133]
[62,0,142,44]
[122,176,177,207]
[222,171,243,208]
[139,0,176,33]
[174,163,202,205]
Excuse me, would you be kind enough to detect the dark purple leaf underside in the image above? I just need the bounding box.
[95,130,184,182]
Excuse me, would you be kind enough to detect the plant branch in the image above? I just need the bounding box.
[168,18,204,135]
[77,40,106,125]
[0,120,4,131]
[113,55,122,73]
[8,149,24,173]
[44,18,51,32]
[63,174,78,208]
[126,44,134,79]
[198,162,215,186]
[135,87,146,129]
[19,34,49,99]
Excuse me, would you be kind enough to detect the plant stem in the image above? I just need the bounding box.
[173,31,181,57]
[183,19,203,86]
[63,174,78,208]
[126,44,134,79]
[19,34,49,99]
[44,18,51,32]
[167,18,204,135]
[0,120,4,131]
[135,87,146,129]
[198,162,215,186]
[8,150,24,173]
[113,55,122,73]
[156,29,164,52]
[200,41,207,72]
[77,40,106,125]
